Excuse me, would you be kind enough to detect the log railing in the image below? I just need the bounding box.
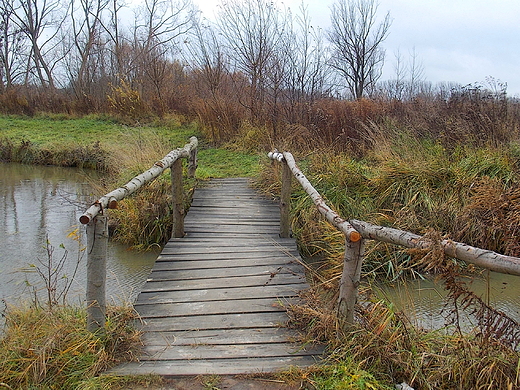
[80,137,198,332]
[268,150,520,328]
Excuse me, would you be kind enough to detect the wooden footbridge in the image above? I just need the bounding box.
[108,178,323,376]
[81,137,520,377]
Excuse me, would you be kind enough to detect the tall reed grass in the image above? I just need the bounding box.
[0,304,140,389]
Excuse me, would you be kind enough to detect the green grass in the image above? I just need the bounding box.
[0,114,197,147]
[197,148,262,178]
[0,114,262,177]
[311,361,393,390]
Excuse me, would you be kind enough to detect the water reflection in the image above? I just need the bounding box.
[377,272,520,330]
[0,162,157,305]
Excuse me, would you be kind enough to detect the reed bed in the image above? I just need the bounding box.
[0,304,141,389]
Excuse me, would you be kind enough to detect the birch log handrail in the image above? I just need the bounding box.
[81,136,198,332]
[269,151,361,243]
[268,150,520,327]
[80,136,198,225]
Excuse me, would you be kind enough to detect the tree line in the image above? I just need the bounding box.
[0,0,514,148]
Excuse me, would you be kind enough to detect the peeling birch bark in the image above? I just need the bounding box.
[280,162,292,238]
[350,219,520,276]
[269,151,361,242]
[80,137,198,224]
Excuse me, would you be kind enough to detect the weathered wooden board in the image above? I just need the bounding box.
[109,356,321,376]
[145,265,302,282]
[139,327,303,346]
[136,283,307,304]
[159,245,299,255]
[139,342,320,360]
[108,178,322,377]
[135,297,291,317]
[140,274,306,292]
[151,257,301,271]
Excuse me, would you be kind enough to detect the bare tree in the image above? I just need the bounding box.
[282,2,328,119]
[100,0,126,79]
[185,17,226,98]
[132,0,194,98]
[328,0,391,99]
[10,0,67,89]
[407,46,424,99]
[0,0,27,90]
[216,0,284,122]
[67,0,110,99]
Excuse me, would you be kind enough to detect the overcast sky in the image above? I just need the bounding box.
[193,0,520,96]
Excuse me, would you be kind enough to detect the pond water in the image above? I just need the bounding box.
[0,162,157,307]
[378,271,520,331]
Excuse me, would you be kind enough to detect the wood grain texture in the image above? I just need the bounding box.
[108,178,322,377]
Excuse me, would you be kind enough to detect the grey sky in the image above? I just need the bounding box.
[195,0,520,96]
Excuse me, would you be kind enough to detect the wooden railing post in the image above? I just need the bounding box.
[337,236,365,329]
[171,158,184,237]
[188,146,198,178]
[86,214,108,332]
[280,162,292,238]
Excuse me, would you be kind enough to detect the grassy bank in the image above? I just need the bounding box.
[0,114,262,249]
[258,129,520,279]
[255,127,520,388]
[0,304,146,389]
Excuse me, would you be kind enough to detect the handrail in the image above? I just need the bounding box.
[268,149,520,327]
[82,137,198,332]
[269,151,361,243]
[80,136,198,225]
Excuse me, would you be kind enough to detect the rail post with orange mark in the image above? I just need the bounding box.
[268,150,364,328]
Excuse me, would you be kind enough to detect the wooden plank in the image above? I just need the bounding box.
[146,264,303,281]
[190,201,275,206]
[156,250,299,258]
[152,258,302,271]
[135,297,291,318]
[139,342,321,361]
[184,225,280,234]
[187,217,280,224]
[136,284,307,304]
[138,312,291,332]
[165,237,297,246]
[159,246,299,255]
[140,274,306,293]
[139,328,304,346]
[108,356,321,376]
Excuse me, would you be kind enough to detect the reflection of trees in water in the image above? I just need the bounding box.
[0,162,156,305]
[0,163,93,301]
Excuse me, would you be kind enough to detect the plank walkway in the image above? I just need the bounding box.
[109,178,323,376]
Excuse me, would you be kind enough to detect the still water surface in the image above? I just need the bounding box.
[0,162,157,306]
[379,271,520,330]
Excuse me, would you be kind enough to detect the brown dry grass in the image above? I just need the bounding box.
[0,304,141,389]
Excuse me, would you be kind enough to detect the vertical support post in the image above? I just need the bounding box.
[337,236,365,329]
[280,161,292,238]
[86,215,108,332]
[171,158,184,237]
[188,147,198,178]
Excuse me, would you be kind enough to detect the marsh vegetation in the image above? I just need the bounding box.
[0,0,519,386]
